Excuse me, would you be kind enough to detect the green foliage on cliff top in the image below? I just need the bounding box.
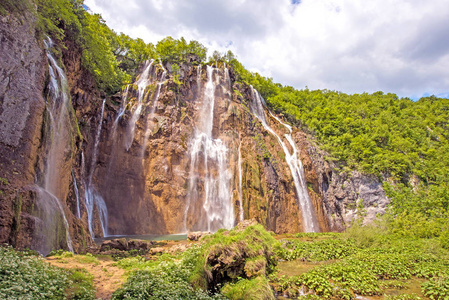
[34,0,208,94]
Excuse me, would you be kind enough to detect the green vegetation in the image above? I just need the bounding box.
[112,259,225,300]
[271,225,449,299]
[226,55,449,241]
[156,37,207,64]
[0,246,95,299]
[2,226,449,299]
[112,224,278,299]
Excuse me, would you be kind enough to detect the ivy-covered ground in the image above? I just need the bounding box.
[1,223,448,299]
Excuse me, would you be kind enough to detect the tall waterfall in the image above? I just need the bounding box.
[126,60,154,150]
[32,37,74,255]
[84,99,108,237]
[185,66,234,232]
[250,88,319,232]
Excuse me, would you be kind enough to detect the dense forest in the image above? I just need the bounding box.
[1,0,448,299]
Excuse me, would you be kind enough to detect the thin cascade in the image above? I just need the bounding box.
[238,140,244,222]
[140,61,167,157]
[250,87,319,232]
[223,63,232,99]
[185,65,234,232]
[196,65,202,95]
[84,98,108,237]
[111,85,130,141]
[126,59,154,150]
[33,37,74,255]
[81,151,86,180]
[72,171,81,219]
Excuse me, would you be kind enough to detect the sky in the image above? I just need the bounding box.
[84,0,449,99]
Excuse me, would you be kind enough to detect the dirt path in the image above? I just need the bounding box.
[47,256,126,300]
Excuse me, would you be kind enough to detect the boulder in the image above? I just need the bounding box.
[187,231,210,241]
[100,238,128,252]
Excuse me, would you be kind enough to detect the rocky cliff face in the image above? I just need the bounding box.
[87,60,389,236]
[0,12,389,254]
[0,12,47,248]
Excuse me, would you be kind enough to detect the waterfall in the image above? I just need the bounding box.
[223,62,231,99]
[141,61,167,157]
[72,171,81,219]
[111,85,130,141]
[34,187,74,255]
[185,66,234,232]
[250,88,319,232]
[196,65,202,95]
[238,140,244,222]
[84,98,108,237]
[126,59,154,150]
[32,37,74,255]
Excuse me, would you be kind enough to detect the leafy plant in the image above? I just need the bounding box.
[0,246,95,299]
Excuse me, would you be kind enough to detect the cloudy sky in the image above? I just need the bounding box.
[84,0,449,99]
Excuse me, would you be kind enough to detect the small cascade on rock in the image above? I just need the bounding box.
[196,65,202,95]
[250,88,319,232]
[34,187,74,254]
[32,37,74,255]
[141,61,167,157]
[185,65,234,232]
[223,63,232,100]
[72,171,81,219]
[126,59,154,150]
[238,140,244,222]
[111,85,130,141]
[84,99,108,237]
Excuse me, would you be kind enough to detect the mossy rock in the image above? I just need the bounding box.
[192,224,278,292]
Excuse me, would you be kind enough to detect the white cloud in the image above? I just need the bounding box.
[84,0,449,98]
